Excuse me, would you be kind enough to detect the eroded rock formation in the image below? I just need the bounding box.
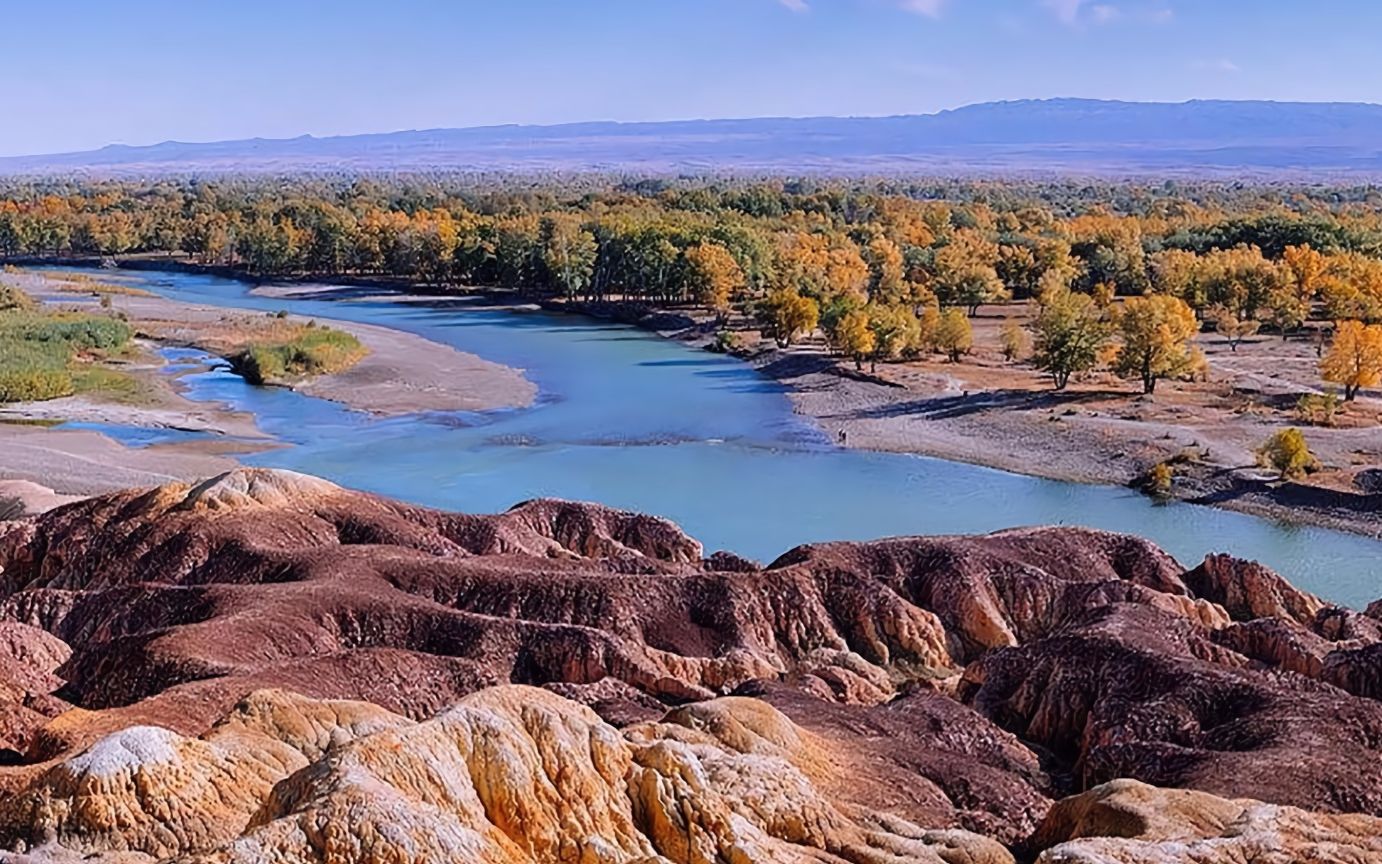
[0,468,1377,862]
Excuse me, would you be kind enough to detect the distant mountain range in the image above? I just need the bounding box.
[7,98,1382,177]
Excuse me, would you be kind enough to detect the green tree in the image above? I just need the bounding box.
[867,304,922,364]
[1032,289,1110,390]
[540,216,597,299]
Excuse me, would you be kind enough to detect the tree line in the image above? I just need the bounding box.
[2,176,1381,396]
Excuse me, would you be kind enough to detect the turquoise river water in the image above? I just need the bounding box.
[49,267,1382,608]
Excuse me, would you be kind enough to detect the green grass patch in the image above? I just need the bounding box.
[69,366,151,404]
[0,285,135,404]
[230,324,367,385]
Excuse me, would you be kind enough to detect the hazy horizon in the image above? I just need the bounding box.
[6,0,1382,157]
[20,96,1382,160]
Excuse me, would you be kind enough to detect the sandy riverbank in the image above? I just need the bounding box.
[0,424,240,501]
[10,270,537,416]
[0,269,537,503]
[741,339,1382,539]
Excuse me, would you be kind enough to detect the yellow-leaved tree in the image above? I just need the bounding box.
[1113,295,1201,394]
[757,288,820,349]
[836,309,875,370]
[932,308,973,362]
[933,230,1008,316]
[1257,427,1318,480]
[683,242,745,323]
[1321,319,1382,401]
[1270,244,1326,337]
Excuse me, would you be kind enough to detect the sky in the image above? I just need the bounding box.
[4,0,1381,157]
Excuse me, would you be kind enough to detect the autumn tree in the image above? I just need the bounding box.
[863,235,906,304]
[1148,249,1203,306]
[1321,319,1382,400]
[835,309,875,369]
[867,304,922,365]
[1198,245,1288,320]
[1208,304,1260,352]
[1069,214,1149,296]
[1031,289,1109,390]
[1270,243,1326,336]
[1320,253,1382,323]
[774,231,868,305]
[413,209,461,284]
[1257,428,1318,480]
[758,288,820,348]
[1113,295,1201,394]
[933,308,973,362]
[933,230,1008,316]
[682,241,744,321]
[999,319,1028,362]
[996,243,1041,300]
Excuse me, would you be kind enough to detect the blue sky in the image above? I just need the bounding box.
[3,0,1379,156]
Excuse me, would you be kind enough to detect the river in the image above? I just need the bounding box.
[52,266,1382,607]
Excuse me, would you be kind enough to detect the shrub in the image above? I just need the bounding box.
[1144,461,1174,496]
[999,318,1028,362]
[0,308,133,404]
[69,366,147,402]
[1295,391,1341,427]
[1256,427,1319,480]
[5,313,134,353]
[232,327,366,384]
[0,369,73,402]
[0,283,34,312]
[710,329,743,354]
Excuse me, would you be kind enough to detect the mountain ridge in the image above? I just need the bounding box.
[7,97,1382,176]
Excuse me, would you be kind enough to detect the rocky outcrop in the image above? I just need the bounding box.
[0,469,1380,862]
[1032,779,1382,863]
[961,602,1382,814]
[0,687,1012,864]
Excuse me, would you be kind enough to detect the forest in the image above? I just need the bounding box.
[2,175,1382,395]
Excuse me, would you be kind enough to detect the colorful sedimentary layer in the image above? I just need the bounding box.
[0,468,1379,862]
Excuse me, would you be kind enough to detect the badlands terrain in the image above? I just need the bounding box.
[0,467,1377,861]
